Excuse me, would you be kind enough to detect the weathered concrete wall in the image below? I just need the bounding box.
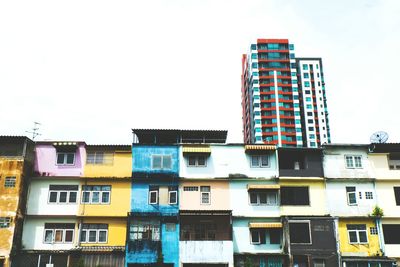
[180,241,233,266]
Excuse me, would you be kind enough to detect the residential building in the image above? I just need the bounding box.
[241,39,330,147]
[323,144,396,267]
[0,136,34,267]
[369,143,400,266]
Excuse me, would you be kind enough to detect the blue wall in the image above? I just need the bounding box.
[162,223,179,266]
[130,181,179,216]
[132,145,179,177]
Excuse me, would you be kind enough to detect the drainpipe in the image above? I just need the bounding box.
[373,180,385,255]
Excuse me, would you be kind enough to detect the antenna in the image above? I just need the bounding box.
[26,122,42,140]
[370,131,389,144]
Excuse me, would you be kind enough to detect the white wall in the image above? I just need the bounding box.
[22,218,78,250]
[323,146,374,178]
[26,179,79,215]
[179,145,278,179]
[180,241,233,266]
[326,181,377,216]
[229,180,280,217]
[369,153,400,180]
[376,181,400,218]
[232,219,282,254]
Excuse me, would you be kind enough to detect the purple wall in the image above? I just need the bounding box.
[34,143,85,177]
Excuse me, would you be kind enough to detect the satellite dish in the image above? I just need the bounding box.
[370,131,389,143]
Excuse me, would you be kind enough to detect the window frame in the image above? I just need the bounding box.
[187,155,207,167]
[80,224,108,244]
[48,190,78,204]
[345,155,363,169]
[0,217,11,228]
[56,152,76,166]
[288,220,312,244]
[43,228,74,244]
[4,176,16,188]
[347,224,368,244]
[250,229,261,244]
[394,187,400,206]
[168,190,178,205]
[200,186,211,205]
[151,154,172,170]
[86,151,114,165]
[149,190,159,205]
[346,186,358,206]
[248,189,279,206]
[250,155,269,168]
[81,185,111,205]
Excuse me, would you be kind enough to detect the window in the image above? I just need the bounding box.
[56,153,75,165]
[250,155,269,168]
[347,224,368,244]
[43,223,74,243]
[48,185,78,204]
[0,217,11,228]
[365,192,373,199]
[200,186,210,204]
[250,229,261,244]
[86,152,114,165]
[303,64,308,70]
[394,187,400,205]
[289,222,311,244]
[303,73,309,79]
[249,228,282,245]
[346,187,357,206]
[152,155,172,170]
[81,185,111,204]
[313,259,325,267]
[281,187,309,205]
[4,177,16,188]
[129,220,160,241]
[80,224,108,243]
[249,190,278,205]
[388,153,400,170]
[168,186,178,205]
[149,186,159,204]
[187,155,206,167]
[370,227,378,235]
[183,186,198,191]
[345,155,362,168]
[382,224,400,244]
[304,81,310,87]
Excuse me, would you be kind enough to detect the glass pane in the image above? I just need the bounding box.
[82,192,90,203]
[259,193,267,204]
[267,192,277,205]
[57,154,65,164]
[152,155,162,169]
[251,156,259,167]
[92,186,101,191]
[261,155,268,166]
[348,231,358,243]
[86,153,95,164]
[44,230,53,242]
[65,230,73,242]
[98,230,107,242]
[66,153,75,164]
[59,192,67,203]
[354,156,362,168]
[102,192,110,203]
[249,192,258,204]
[163,156,172,169]
[251,230,260,243]
[200,186,210,192]
[201,192,210,204]
[150,192,158,204]
[94,152,104,164]
[69,192,77,203]
[80,230,87,242]
[346,156,354,168]
[89,230,97,242]
[102,186,111,191]
[92,192,100,203]
[49,192,58,203]
[359,231,368,243]
[188,156,196,166]
[169,191,177,204]
[197,156,206,166]
[55,230,63,242]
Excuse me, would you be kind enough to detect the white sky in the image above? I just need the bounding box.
[1,0,399,144]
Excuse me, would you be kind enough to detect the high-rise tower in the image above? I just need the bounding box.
[241,39,331,147]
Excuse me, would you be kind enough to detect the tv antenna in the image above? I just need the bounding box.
[26,122,42,140]
[370,131,389,143]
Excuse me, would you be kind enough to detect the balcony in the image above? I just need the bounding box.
[180,241,233,265]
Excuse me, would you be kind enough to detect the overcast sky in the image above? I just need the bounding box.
[1,0,399,144]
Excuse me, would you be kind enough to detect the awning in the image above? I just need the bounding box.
[182,146,211,154]
[245,145,276,152]
[247,184,280,190]
[249,222,283,228]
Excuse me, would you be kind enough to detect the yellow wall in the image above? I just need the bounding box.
[78,179,131,217]
[279,178,327,216]
[370,153,400,180]
[338,218,381,256]
[84,151,132,178]
[0,158,24,266]
[79,217,127,246]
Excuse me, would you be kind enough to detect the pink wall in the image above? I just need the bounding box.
[34,143,85,177]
